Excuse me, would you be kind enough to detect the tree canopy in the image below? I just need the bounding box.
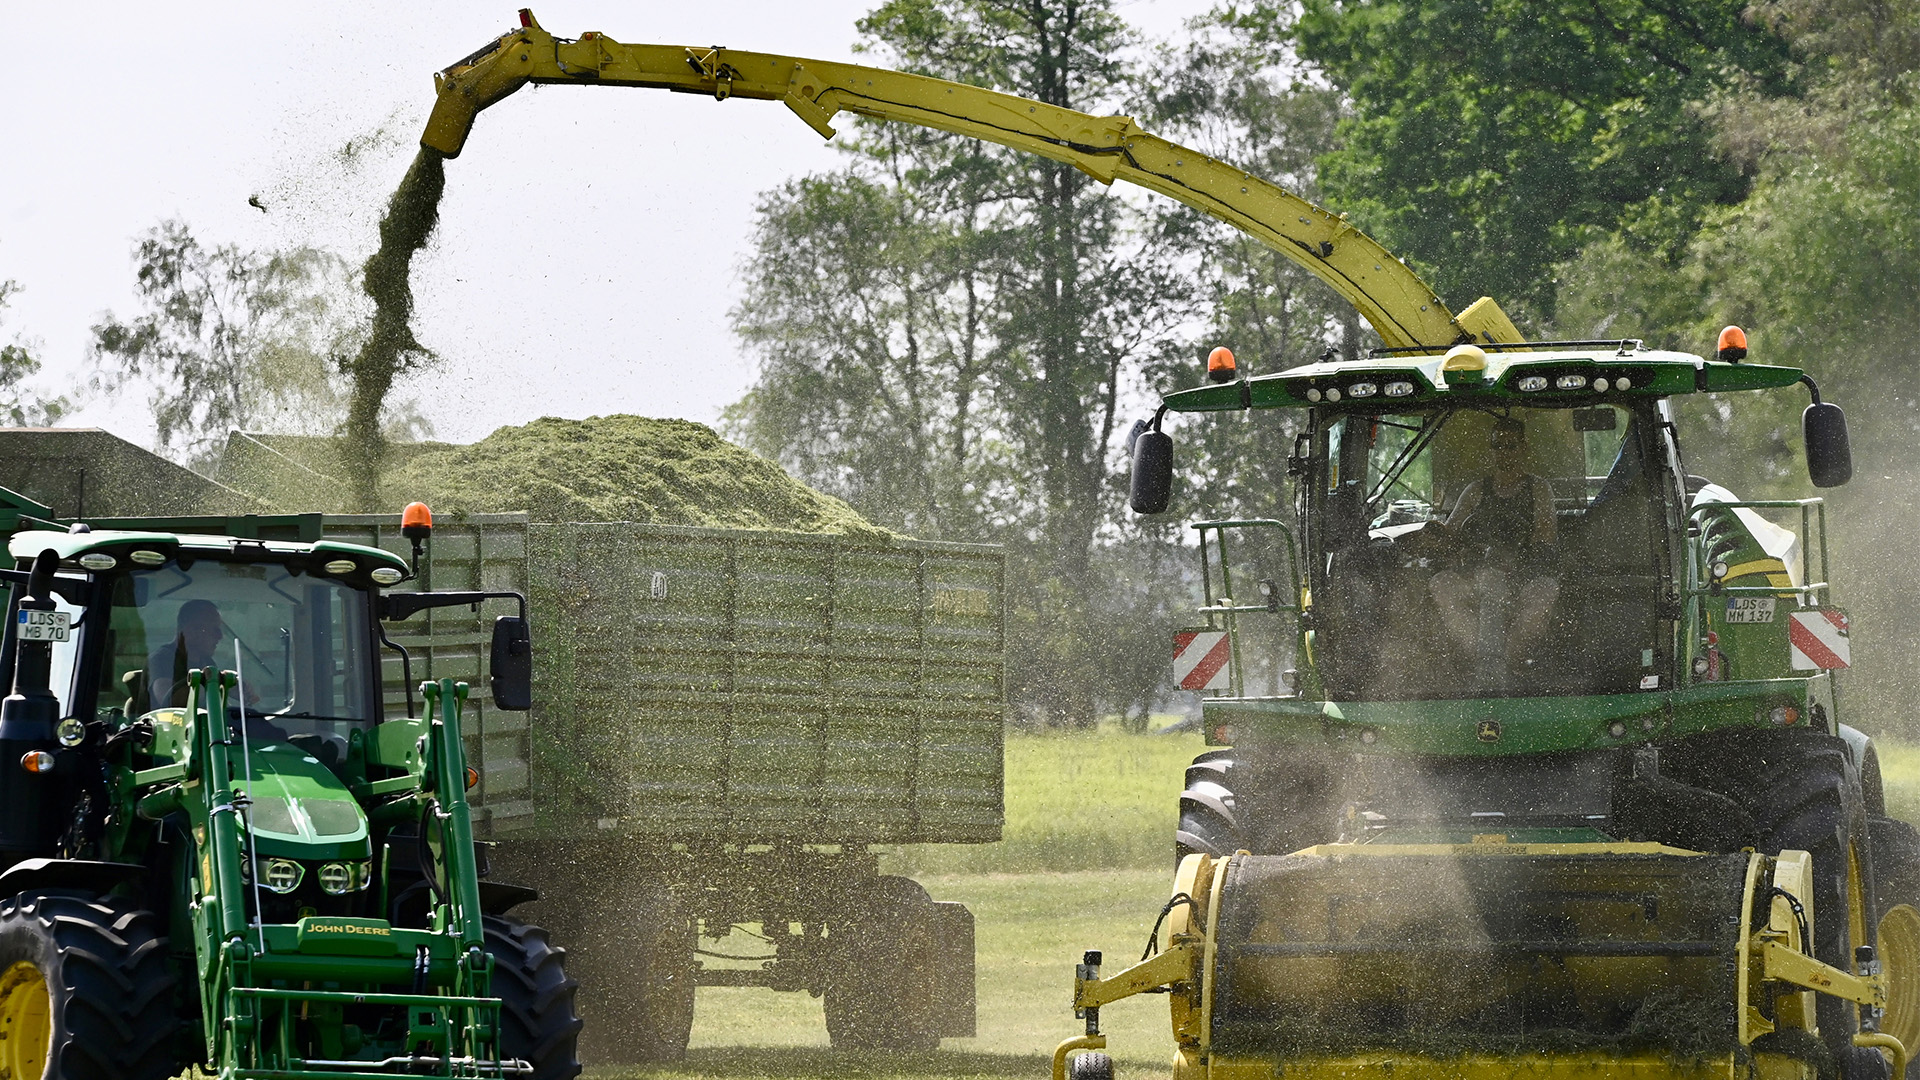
[1294,0,1796,320]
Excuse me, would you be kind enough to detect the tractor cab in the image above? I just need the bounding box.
[1133,337,1852,754]
[18,531,393,757]
[1307,397,1672,700]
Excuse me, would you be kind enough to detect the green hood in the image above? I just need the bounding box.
[236,743,371,861]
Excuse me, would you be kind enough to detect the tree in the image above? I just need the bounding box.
[92,220,370,468]
[0,282,68,428]
[726,165,1007,541]
[1288,0,1797,321]
[865,0,1208,724]
[729,0,1205,725]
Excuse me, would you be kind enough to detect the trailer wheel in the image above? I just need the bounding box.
[0,891,175,1080]
[1175,751,1242,862]
[483,915,582,1080]
[824,875,940,1051]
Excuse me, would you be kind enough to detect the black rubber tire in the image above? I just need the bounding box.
[1872,816,1920,920]
[483,915,582,1080]
[1675,732,1880,1078]
[823,875,941,1051]
[0,890,175,1080]
[1175,751,1242,863]
[1068,1051,1115,1080]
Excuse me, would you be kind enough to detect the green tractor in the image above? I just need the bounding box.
[1092,335,1920,1077]
[0,517,579,1079]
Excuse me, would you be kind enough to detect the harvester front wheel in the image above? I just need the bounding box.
[1175,751,1241,862]
[824,875,940,1051]
[0,890,174,1080]
[1735,734,1881,1079]
[483,915,583,1080]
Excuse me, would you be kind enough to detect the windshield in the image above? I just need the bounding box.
[1310,404,1673,700]
[80,559,378,731]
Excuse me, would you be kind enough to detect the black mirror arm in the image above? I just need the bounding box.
[381,590,528,622]
[1800,374,1825,405]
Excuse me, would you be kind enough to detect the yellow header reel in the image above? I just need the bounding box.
[1067,844,1920,1080]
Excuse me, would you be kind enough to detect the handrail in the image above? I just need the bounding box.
[1189,520,1301,697]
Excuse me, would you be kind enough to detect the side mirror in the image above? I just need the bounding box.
[1804,401,1852,488]
[489,615,533,711]
[1130,430,1174,514]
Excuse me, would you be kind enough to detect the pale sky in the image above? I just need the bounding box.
[5,1,1209,452]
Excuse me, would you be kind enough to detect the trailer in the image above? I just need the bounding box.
[0,488,1002,1061]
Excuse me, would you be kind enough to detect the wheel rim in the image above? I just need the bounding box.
[0,960,50,1080]
[1879,904,1920,1057]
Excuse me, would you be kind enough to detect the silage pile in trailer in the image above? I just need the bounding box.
[378,414,890,536]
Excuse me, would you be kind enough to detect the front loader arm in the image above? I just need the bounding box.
[423,11,1521,349]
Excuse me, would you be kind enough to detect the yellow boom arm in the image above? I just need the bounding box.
[423,10,1522,350]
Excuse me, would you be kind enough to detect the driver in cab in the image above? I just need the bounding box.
[1426,418,1560,672]
[146,599,272,733]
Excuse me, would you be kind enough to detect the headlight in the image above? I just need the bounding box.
[1516,375,1547,392]
[1555,374,1589,390]
[253,858,304,894]
[1347,382,1377,398]
[1384,381,1415,398]
[318,860,374,895]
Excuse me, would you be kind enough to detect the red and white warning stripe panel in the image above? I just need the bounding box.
[1789,609,1850,670]
[1174,629,1232,691]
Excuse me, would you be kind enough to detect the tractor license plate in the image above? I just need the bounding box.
[17,610,69,641]
[1725,597,1776,624]
[16,610,69,641]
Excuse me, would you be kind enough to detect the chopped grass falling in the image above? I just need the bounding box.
[344,147,447,510]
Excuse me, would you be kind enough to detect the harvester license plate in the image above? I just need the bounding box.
[16,610,69,641]
[1726,597,1775,623]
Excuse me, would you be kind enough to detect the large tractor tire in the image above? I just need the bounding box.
[1174,750,1340,863]
[1678,732,1884,1079]
[824,875,941,1051]
[1873,816,1920,918]
[483,915,582,1080]
[1175,751,1242,862]
[0,891,175,1080]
